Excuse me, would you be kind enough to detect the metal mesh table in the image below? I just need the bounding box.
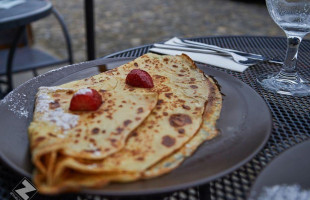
[104,36,310,200]
[0,36,309,200]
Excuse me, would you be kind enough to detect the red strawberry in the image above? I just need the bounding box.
[69,89,102,111]
[125,69,154,88]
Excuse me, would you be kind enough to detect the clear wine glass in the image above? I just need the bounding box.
[257,0,310,96]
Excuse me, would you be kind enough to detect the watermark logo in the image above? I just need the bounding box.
[10,177,37,200]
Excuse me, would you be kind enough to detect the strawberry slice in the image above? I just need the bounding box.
[69,88,102,111]
[126,69,154,88]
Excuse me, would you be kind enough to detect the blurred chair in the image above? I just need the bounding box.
[0,7,73,97]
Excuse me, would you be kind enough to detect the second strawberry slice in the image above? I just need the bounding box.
[126,69,154,88]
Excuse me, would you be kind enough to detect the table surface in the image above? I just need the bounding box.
[0,0,52,31]
[0,35,309,200]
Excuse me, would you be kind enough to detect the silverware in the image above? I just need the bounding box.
[168,37,283,65]
[154,43,261,66]
[153,43,228,56]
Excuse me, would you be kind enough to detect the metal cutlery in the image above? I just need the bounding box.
[166,37,283,65]
[153,43,228,56]
[154,43,260,66]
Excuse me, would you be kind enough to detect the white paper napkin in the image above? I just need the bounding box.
[149,37,249,72]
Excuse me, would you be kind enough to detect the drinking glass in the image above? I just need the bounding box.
[257,0,310,96]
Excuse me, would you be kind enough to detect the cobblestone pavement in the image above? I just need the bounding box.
[31,0,287,63]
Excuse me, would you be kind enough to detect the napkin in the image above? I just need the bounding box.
[149,37,249,72]
[0,0,26,9]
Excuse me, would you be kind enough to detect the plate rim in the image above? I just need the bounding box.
[247,139,310,200]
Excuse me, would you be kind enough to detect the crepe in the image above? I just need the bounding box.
[29,88,158,180]
[34,75,222,194]
[29,53,222,194]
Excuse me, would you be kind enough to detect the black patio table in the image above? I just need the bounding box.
[0,36,309,200]
[0,0,73,96]
[0,0,53,93]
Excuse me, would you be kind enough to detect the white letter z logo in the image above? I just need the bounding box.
[15,179,36,200]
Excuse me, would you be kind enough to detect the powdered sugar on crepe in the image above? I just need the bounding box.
[75,88,92,95]
[42,107,79,130]
[36,87,79,130]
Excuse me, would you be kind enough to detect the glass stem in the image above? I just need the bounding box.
[282,36,303,74]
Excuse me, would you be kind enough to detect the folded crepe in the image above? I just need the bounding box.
[29,53,222,193]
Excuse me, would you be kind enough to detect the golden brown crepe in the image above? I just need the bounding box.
[29,53,222,194]
[29,88,158,182]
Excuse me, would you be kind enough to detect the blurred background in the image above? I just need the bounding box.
[31,0,285,62]
[4,0,309,88]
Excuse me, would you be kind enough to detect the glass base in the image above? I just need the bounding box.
[257,72,310,97]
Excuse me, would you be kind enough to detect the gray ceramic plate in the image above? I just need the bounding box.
[0,58,272,196]
[248,139,310,200]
